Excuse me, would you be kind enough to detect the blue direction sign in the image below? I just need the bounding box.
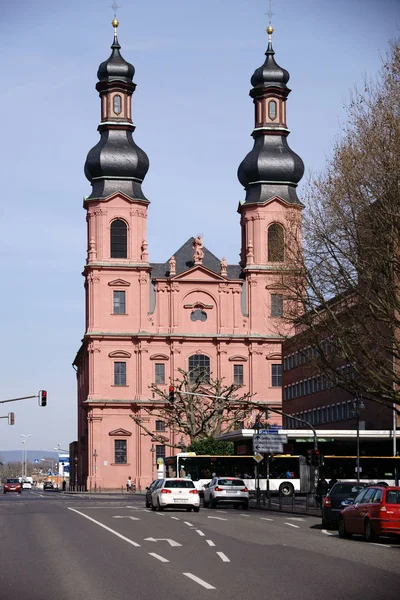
[34,458,39,464]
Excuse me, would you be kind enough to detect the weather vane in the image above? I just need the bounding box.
[111,2,120,19]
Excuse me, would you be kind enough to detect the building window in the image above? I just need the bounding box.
[113,290,126,314]
[268,223,284,262]
[155,420,165,432]
[283,357,287,371]
[113,94,122,115]
[268,100,277,120]
[271,294,283,317]
[110,219,127,258]
[234,364,244,385]
[155,363,165,384]
[188,354,210,383]
[114,439,127,464]
[341,402,346,420]
[271,364,281,387]
[156,445,166,460]
[326,406,331,422]
[190,309,207,322]
[114,362,126,386]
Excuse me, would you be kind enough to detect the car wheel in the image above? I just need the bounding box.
[151,501,157,511]
[242,501,249,510]
[157,501,164,512]
[338,516,351,538]
[145,500,150,508]
[194,506,200,513]
[365,519,379,543]
[279,482,294,497]
[203,498,209,508]
[210,498,217,509]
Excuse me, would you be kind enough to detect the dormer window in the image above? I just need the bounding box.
[268,100,277,120]
[113,95,122,115]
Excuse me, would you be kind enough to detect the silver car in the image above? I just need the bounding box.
[203,477,249,509]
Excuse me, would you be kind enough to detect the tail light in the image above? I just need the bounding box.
[380,505,387,512]
[161,488,172,494]
[214,487,223,492]
[189,489,199,495]
[241,487,248,492]
[324,497,331,507]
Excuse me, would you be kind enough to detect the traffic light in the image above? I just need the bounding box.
[8,412,15,425]
[39,390,47,407]
[168,386,175,404]
[306,449,312,466]
[306,449,321,467]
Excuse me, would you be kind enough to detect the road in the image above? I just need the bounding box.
[0,489,399,600]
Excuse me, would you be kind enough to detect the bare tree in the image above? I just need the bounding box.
[130,369,266,447]
[282,40,400,411]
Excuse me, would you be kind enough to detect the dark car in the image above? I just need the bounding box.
[145,480,160,508]
[43,481,55,490]
[322,481,368,529]
[3,478,22,494]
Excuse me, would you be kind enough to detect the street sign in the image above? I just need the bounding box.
[34,458,39,464]
[253,442,284,453]
[47,470,52,475]
[253,452,264,463]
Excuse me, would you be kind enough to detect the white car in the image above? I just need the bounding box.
[22,482,32,489]
[203,477,249,509]
[151,478,200,512]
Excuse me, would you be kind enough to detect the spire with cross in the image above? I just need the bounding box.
[111,2,120,19]
[267,0,274,25]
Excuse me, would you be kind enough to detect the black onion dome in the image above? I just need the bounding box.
[84,130,150,202]
[97,33,135,83]
[251,42,289,89]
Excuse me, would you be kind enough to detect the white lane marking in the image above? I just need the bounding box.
[287,517,305,521]
[207,516,228,521]
[113,516,140,521]
[206,540,215,547]
[126,506,140,510]
[149,553,169,563]
[260,517,274,521]
[145,537,182,547]
[218,510,227,513]
[196,530,205,536]
[183,573,216,590]
[372,543,394,548]
[170,517,180,520]
[68,508,140,546]
[216,551,230,562]
[155,512,165,516]
[321,529,336,536]
[240,514,250,517]
[184,521,193,527]
[285,522,300,528]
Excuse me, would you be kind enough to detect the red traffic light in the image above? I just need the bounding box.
[168,386,175,403]
[39,390,47,407]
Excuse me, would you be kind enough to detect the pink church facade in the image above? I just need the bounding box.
[73,23,304,490]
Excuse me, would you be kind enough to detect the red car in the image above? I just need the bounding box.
[3,478,22,494]
[338,485,400,542]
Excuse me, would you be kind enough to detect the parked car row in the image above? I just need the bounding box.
[145,477,250,511]
[322,482,400,542]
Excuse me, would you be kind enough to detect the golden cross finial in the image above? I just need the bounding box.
[266,0,274,38]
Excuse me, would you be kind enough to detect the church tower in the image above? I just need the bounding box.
[237,25,304,335]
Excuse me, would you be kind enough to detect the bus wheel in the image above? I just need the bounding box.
[279,482,294,497]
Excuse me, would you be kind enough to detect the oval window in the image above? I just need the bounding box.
[113,95,122,115]
[268,100,277,120]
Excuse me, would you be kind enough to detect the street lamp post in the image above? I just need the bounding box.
[352,395,365,483]
[74,455,78,490]
[93,449,98,492]
[21,440,25,480]
[21,434,32,479]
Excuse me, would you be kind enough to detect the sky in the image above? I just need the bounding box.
[0,0,398,454]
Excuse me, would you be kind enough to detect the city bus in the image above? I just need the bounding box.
[164,453,311,496]
[322,455,400,485]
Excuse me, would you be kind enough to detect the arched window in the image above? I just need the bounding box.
[110,219,127,258]
[188,354,210,384]
[268,223,284,262]
[113,94,122,115]
[268,100,277,120]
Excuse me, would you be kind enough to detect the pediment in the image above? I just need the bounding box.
[172,265,225,282]
[150,354,169,361]
[103,191,149,206]
[108,279,131,287]
[108,350,132,358]
[183,301,213,310]
[229,355,248,362]
[109,428,132,437]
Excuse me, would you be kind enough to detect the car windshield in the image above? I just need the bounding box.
[331,483,366,495]
[217,479,245,487]
[386,490,400,504]
[164,480,195,489]
[6,479,19,484]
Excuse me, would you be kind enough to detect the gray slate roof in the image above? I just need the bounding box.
[151,237,243,279]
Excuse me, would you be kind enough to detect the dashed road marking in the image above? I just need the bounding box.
[170,516,180,520]
[195,529,205,536]
[321,529,336,536]
[183,573,216,590]
[260,517,274,521]
[184,521,193,527]
[149,553,169,563]
[206,540,215,547]
[240,514,250,517]
[285,522,300,528]
[216,551,230,562]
